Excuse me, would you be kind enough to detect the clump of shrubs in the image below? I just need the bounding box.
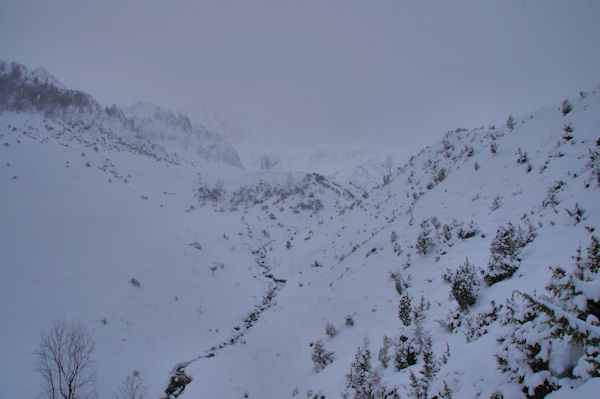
[346,344,399,398]
[497,236,600,396]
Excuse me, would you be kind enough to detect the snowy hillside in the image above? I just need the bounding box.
[122,101,242,168]
[1,61,599,399]
[0,61,242,168]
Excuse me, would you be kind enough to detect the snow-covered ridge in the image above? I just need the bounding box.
[0,60,243,168]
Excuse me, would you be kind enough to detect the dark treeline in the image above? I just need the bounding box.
[0,61,94,115]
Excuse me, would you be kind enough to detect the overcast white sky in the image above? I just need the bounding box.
[1,0,599,153]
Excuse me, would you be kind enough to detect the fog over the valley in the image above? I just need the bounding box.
[1,0,599,160]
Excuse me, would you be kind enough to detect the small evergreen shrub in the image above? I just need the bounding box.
[450,258,481,311]
[378,336,392,368]
[484,220,536,285]
[311,340,334,372]
[394,336,418,371]
[416,219,435,256]
[398,294,413,326]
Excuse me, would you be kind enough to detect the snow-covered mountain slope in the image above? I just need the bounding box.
[177,88,600,398]
[0,60,242,169]
[122,101,242,168]
[1,61,599,399]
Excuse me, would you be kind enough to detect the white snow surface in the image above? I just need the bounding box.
[1,71,600,398]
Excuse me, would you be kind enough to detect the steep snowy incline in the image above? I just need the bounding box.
[178,88,600,398]
[0,60,243,169]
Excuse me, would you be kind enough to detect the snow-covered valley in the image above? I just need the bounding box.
[1,61,599,398]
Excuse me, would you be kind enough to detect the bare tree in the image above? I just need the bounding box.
[34,319,97,399]
[115,370,147,399]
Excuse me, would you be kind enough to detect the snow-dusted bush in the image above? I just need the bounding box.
[409,336,440,399]
[565,203,587,225]
[541,180,565,213]
[484,219,536,285]
[390,231,402,256]
[450,258,481,311]
[496,236,600,397]
[209,262,224,275]
[587,147,600,186]
[434,167,447,184]
[306,390,326,399]
[345,315,355,327]
[490,141,498,154]
[325,322,338,337]
[389,271,409,296]
[516,148,532,173]
[506,115,515,131]
[311,340,334,372]
[398,294,413,326]
[561,99,573,116]
[416,219,435,256]
[345,345,399,399]
[441,224,452,242]
[463,300,503,342]
[378,336,393,368]
[457,221,479,240]
[393,336,418,371]
[490,195,503,212]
